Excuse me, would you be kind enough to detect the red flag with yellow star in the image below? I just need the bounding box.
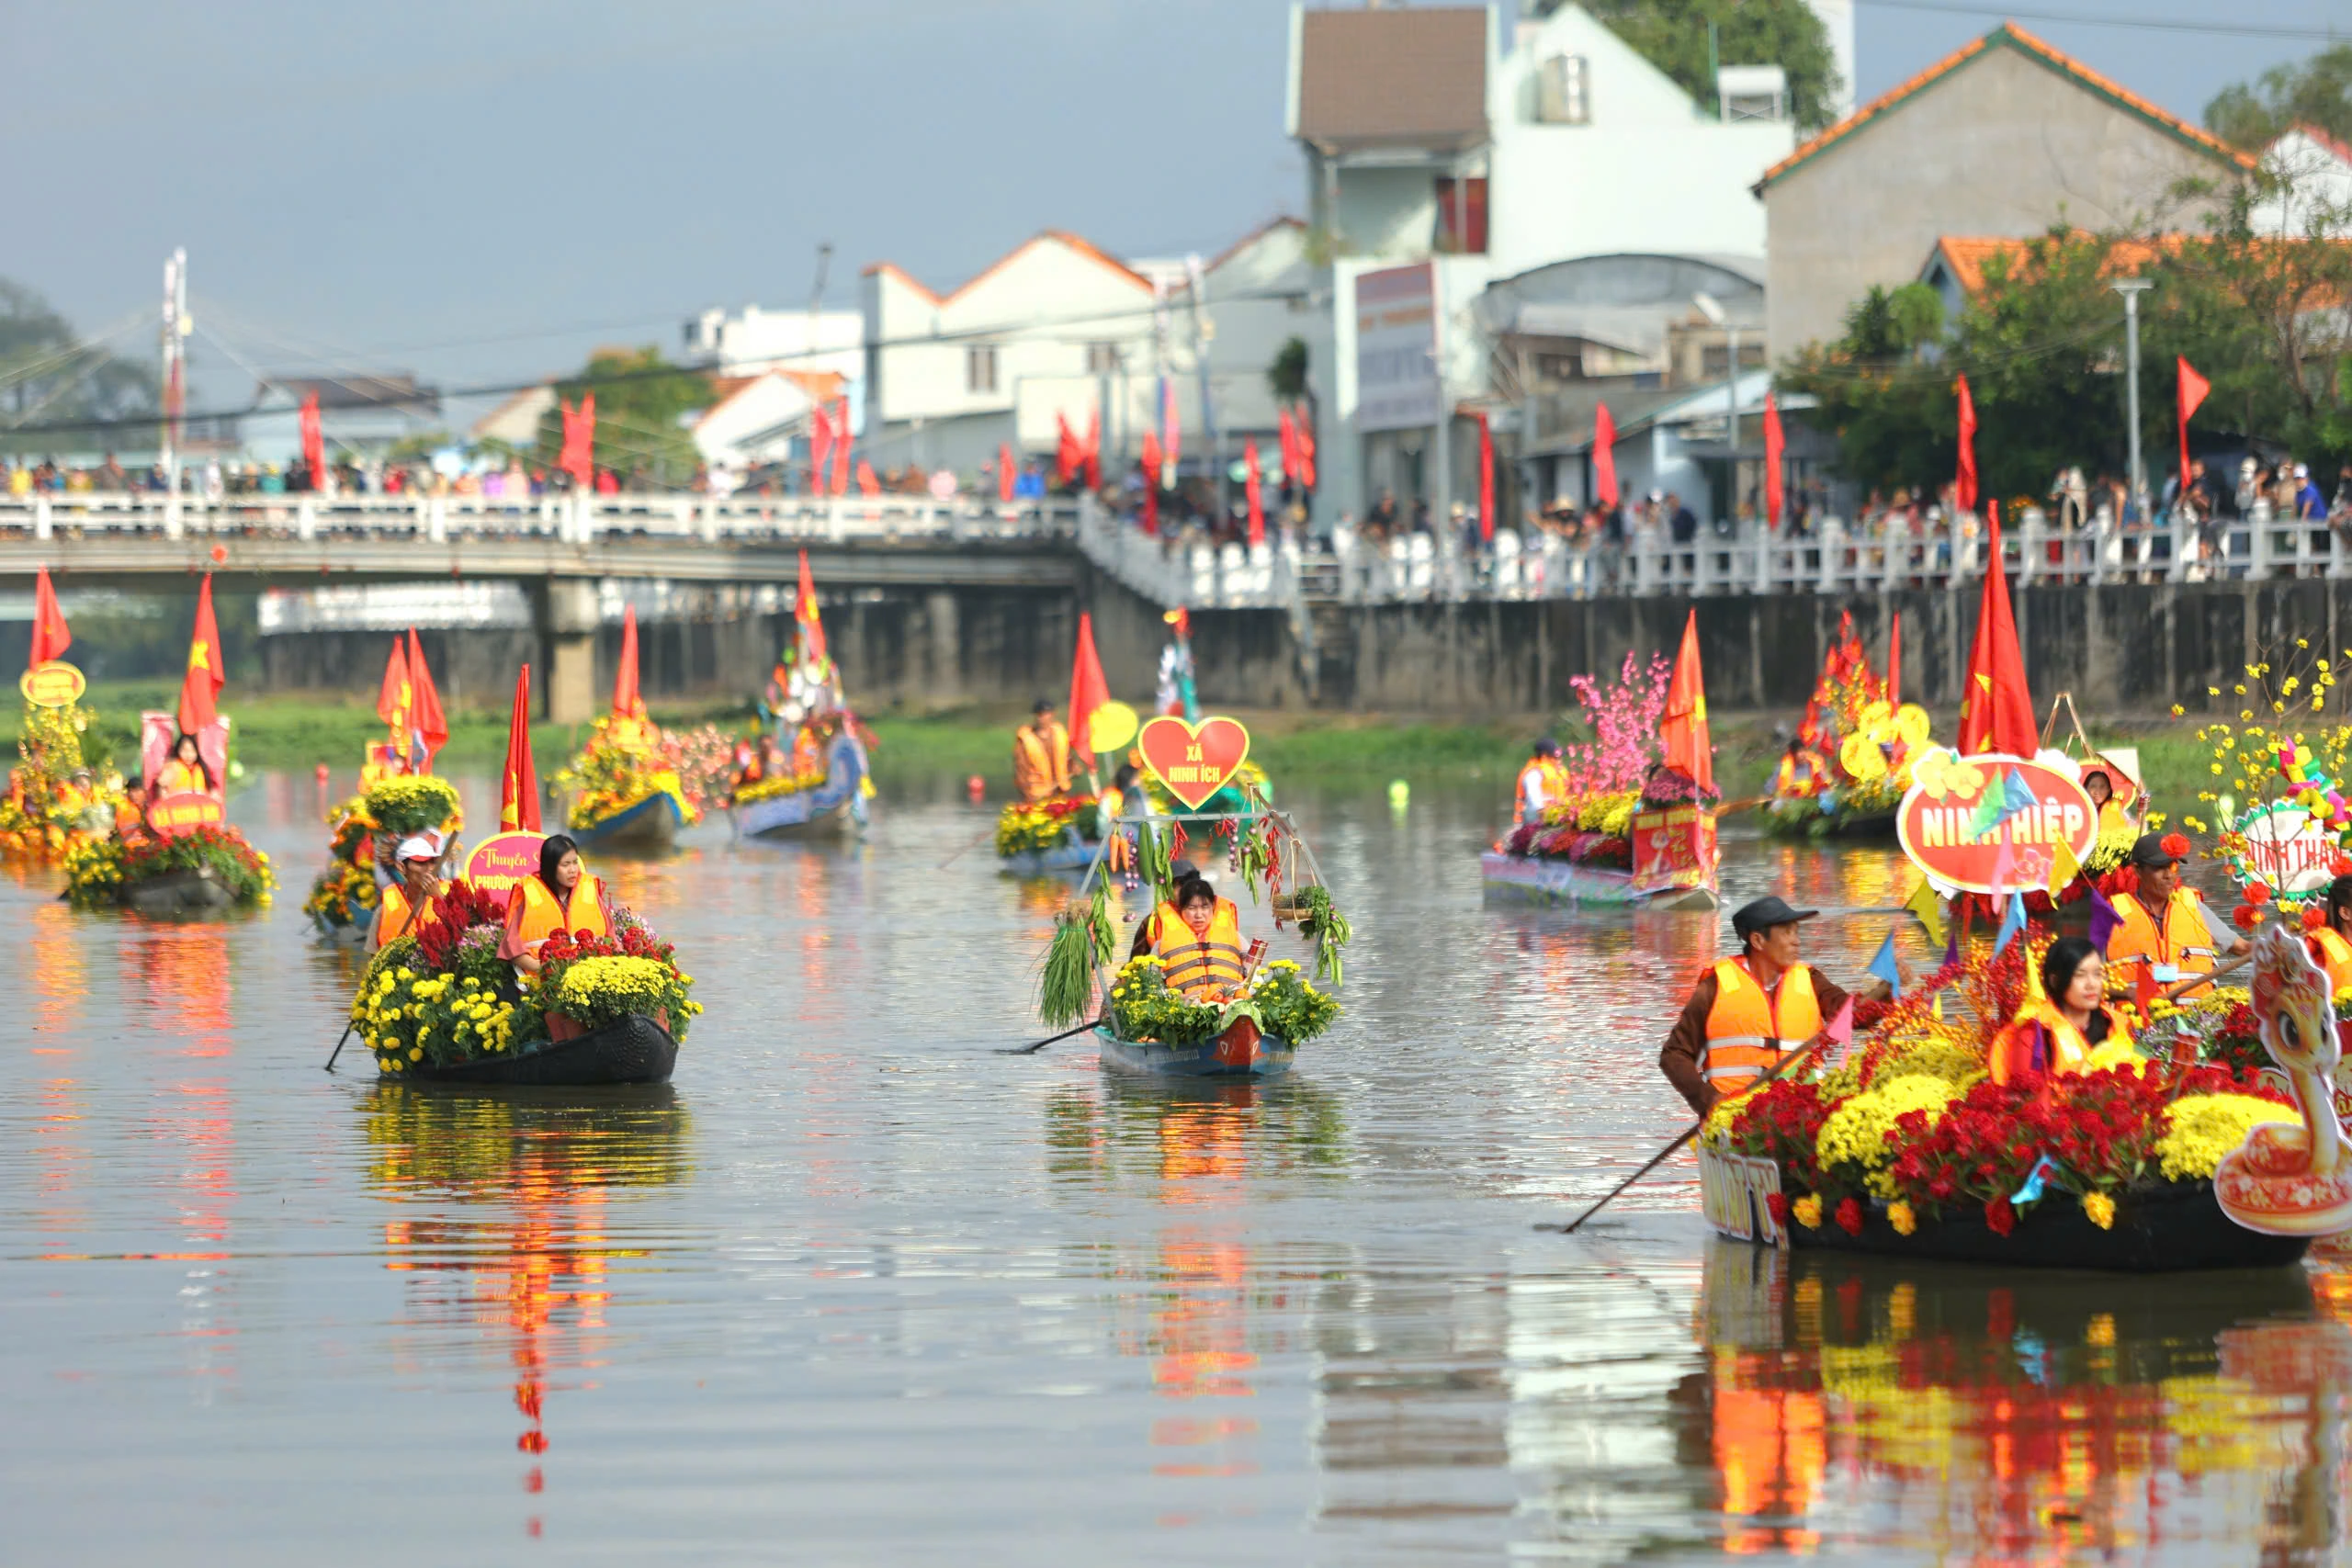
[1661,607,1713,794]
[176,575,225,736]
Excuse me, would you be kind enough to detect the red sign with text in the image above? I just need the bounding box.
[1895,752,2098,894]
[1632,806,1718,894]
[1137,716,1251,809]
[147,791,225,838]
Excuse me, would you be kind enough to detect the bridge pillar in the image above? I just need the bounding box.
[542,579,601,725]
[924,590,960,700]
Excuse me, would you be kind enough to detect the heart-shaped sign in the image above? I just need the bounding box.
[1137,716,1252,810]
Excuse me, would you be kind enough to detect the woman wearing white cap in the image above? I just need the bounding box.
[371,833,445,951]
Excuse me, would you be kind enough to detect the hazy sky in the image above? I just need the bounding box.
[6,0,2340,430]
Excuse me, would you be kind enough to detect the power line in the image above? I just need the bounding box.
[1854,0,2345,41]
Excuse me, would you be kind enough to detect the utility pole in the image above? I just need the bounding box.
[1185,253,1222,520]
[2109,277,2153,516]
[160,249,188,491]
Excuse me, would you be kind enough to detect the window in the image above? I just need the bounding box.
[1434,176,1488,254]
[1536,54,1589,124]
[966,345,999,394]
[1085,341,1124,374]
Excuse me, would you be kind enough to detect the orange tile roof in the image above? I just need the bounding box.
[1924,231,2349,308]
[1758,23,2257,190]
[860,230,1151,308]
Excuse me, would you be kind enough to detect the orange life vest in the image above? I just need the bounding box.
[2105,890,2217,998]
[1151,897,1247,1000]
[1515,759,1569,827]
[1013,720,1069,803]
[1702,958,1823,1097]
[512,873,609,951]
[1988,1002,2132,1085]
[2312,927,2352,994]
[375,884,437,950]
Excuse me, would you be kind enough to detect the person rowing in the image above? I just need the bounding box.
[2105,831,2243,999]
[1658,895,1893,1114]
[502,833,612,976]
[372,834,445,951]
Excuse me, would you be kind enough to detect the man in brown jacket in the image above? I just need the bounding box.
[1659,896,1887,1115]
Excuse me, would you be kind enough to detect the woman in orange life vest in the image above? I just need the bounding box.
[154,732,216,798]
[2308,874,2352,993]
[1128,872,1249,1002]
[501,833,613,975]
[1989,935,2132,1085]
[371,834,446,951]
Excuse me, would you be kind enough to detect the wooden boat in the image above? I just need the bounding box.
[731,730,869,840]
[1761,797,1898,840]
[310,908,372,946]
[999,826,1101,878]
[399,1013,678,1088]
[1478,850,1718,910]
[571,790,683,853]
[1095,1016,1295,1080]
[122,866,237,915]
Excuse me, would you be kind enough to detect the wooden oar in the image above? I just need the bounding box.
[1544,1028,1837,1235]
[999,1017,1104,1055]
[937,824,996,870]
[1710,795,1770,817]
[2160,953,2249,1001]
[323,880,432,1073]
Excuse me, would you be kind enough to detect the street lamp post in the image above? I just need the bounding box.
[2109,277,2153,518]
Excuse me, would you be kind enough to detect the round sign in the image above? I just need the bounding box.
[928,468,958,501]
[1895,750,2098,895]
[19,660,85,709]
[1086,700,1139,754]
[464,830,548,908]
[2227,801,2336,897]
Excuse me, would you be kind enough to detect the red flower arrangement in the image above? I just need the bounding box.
[2304,904,2329,931]
[411,879,509,970]
[1833,1197,1864,1235]
[2245,881,2273,906]
[1984,1195,2017,1236]
[2160,831,2191,860]
[1764,1191,1791,1227]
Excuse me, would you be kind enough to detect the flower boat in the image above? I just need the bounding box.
[1093,1013,1299,1080]
[1696,924,2333,1273]
[1482,621,1721,910]
[732,727,869,840]
[351,882,698,1089]
[997,796,1103,877]
[1763,612,1930,841]
[571,786,684,852]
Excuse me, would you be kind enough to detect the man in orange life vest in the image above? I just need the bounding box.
[1659,896,1888,1114]
[1515,739,1569,828]
[1012,697,1071,803]
[2312,874,2352,993]
[2104,831,2243,999]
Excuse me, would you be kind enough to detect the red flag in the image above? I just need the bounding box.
[1139,429,1162,536]
[1055,413,1079,486]
[1244,437,1265,547]
[28,566,69,670]
[1277,409,1300,487]
[376,635,413,739]
[828,398,852,496]
[858,459,880,498]
[299,391,325,489]
[1476,410,1495,544]
[808,402,834,496]
[613,603,644,721]
[1067,611,1112,761]
[1761,392,1785,529]
[1082,407,1101,491]
[1661,608,1713,793]
[404,627,448,770]
[2177,356,2210,488]
[998,443,1016,503]
[500,663,541,832]
[176,575,224,737]
[1886,611,1904,708]
[1295,410,1317,490]
[1955,374,1978,512]
[1959,507,2035,757]
[795,548,829,670]
[560,392,596,487]
[1592,402,1619,508]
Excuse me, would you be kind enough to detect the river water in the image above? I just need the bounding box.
[3,770,2348,1565]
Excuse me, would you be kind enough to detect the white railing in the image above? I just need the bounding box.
[0,490,1078,547]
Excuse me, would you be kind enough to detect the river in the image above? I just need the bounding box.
[2,770,2346,1564]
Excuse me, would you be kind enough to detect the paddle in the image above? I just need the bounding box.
[323,874,434,1073]
[1543,1027,1838,1235]
[1710,795,1770,818]
[937,824,996,870]
[999,1017,1105,1055]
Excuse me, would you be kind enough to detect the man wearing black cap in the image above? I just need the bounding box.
[1012,696,1071,803]
[1658,895,1886,1114]
[2106,831,2242,999]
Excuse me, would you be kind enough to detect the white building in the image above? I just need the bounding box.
[2255,125,2352,238]
[690,369,847,469]
[1287,2,1797,525]
[684,304,865,434]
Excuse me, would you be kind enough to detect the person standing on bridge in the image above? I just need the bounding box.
[1013,698,1071,803]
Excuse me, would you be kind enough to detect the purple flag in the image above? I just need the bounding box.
[2086,886,2120,954]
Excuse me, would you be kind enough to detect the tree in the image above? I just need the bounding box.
[2206,43,2352,150]
[1577,0,1844,132]
[1266,337,1310,404]
[535,345,713,485]
[0,279,157,455]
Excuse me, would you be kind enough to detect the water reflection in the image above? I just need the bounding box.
[363,1087,692,1537]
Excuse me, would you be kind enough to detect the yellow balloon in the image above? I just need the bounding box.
[1894,705,1933,747]
[1085,700,1139,753]
[1840,731,1889,781]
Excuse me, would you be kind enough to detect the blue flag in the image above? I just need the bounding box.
[2010,1153,2063,1206]
[1867,930,1902,993]
[1991,890,2027,958]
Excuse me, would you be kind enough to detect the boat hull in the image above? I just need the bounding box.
[731,731,871,840]
[572,792,683,853]
[1478,851,1717,909]
[1094,1020,1295,1079]
[400,1013,678,1087]
[1786,1181,2311,1273]
[1762,801,1898,840]
[121,867,238,915]
[999,828,1101,878]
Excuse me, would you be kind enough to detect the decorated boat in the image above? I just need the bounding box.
[62,577,274,914]
[731,554,873,840]
[558,606,697,854]
[1762,610,1935,840]
[2,579,128,858]
[305,634,465,942]
[1032,713,1347,1078]
[995,610,1143,878]
[1483,611,1721,909]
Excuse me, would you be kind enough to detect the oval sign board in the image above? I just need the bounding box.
[20,660,85,709]
[465,829,548,909]
[2227,801,2336,897]
[1895,750,2097,895]
[147,790,225,838]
